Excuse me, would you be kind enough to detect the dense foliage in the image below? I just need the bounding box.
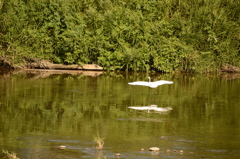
[0,0,239,72]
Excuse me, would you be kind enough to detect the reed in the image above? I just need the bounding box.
[93,134,104,150]
[2,150,20,159]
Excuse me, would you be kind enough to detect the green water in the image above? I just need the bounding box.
[0,70,240,159]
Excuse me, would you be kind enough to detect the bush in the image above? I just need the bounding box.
[0,0,239,72]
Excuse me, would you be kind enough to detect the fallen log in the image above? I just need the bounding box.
[27,60,103,71]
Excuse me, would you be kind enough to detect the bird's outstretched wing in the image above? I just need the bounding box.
[128,78,173,88]
[128,81,150,86]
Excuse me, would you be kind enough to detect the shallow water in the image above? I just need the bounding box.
[0,70,240,159]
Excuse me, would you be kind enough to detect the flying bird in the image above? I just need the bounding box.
[128,77,173,88]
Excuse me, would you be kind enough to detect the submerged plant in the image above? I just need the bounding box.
[93,134,104,150]
[2,150,20,159]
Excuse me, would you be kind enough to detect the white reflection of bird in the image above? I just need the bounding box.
[128,77,173,88]
[128,105,173,113]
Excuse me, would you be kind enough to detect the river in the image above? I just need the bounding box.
[0,70,240,159]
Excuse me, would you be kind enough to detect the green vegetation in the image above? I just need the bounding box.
[0,0,239,72]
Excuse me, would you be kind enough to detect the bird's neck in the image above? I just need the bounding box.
[148,77,151,82]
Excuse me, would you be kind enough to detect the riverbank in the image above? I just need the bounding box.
[0,56,103,71]
[1,55,240,74]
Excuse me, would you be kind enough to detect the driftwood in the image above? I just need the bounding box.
[27,60,103,71]
[23,69,103,78]
[0,56,104,71]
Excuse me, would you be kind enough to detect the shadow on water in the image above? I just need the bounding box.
[0,70,240,158]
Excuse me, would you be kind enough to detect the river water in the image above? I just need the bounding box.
[0,70,240,159]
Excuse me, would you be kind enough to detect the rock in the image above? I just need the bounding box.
[55,145,66,149]
[149,147,160,152]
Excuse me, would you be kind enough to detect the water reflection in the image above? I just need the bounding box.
[0,70,240,158]
[128,105,172,113]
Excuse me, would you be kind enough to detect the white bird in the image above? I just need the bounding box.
[128,77,173,88]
